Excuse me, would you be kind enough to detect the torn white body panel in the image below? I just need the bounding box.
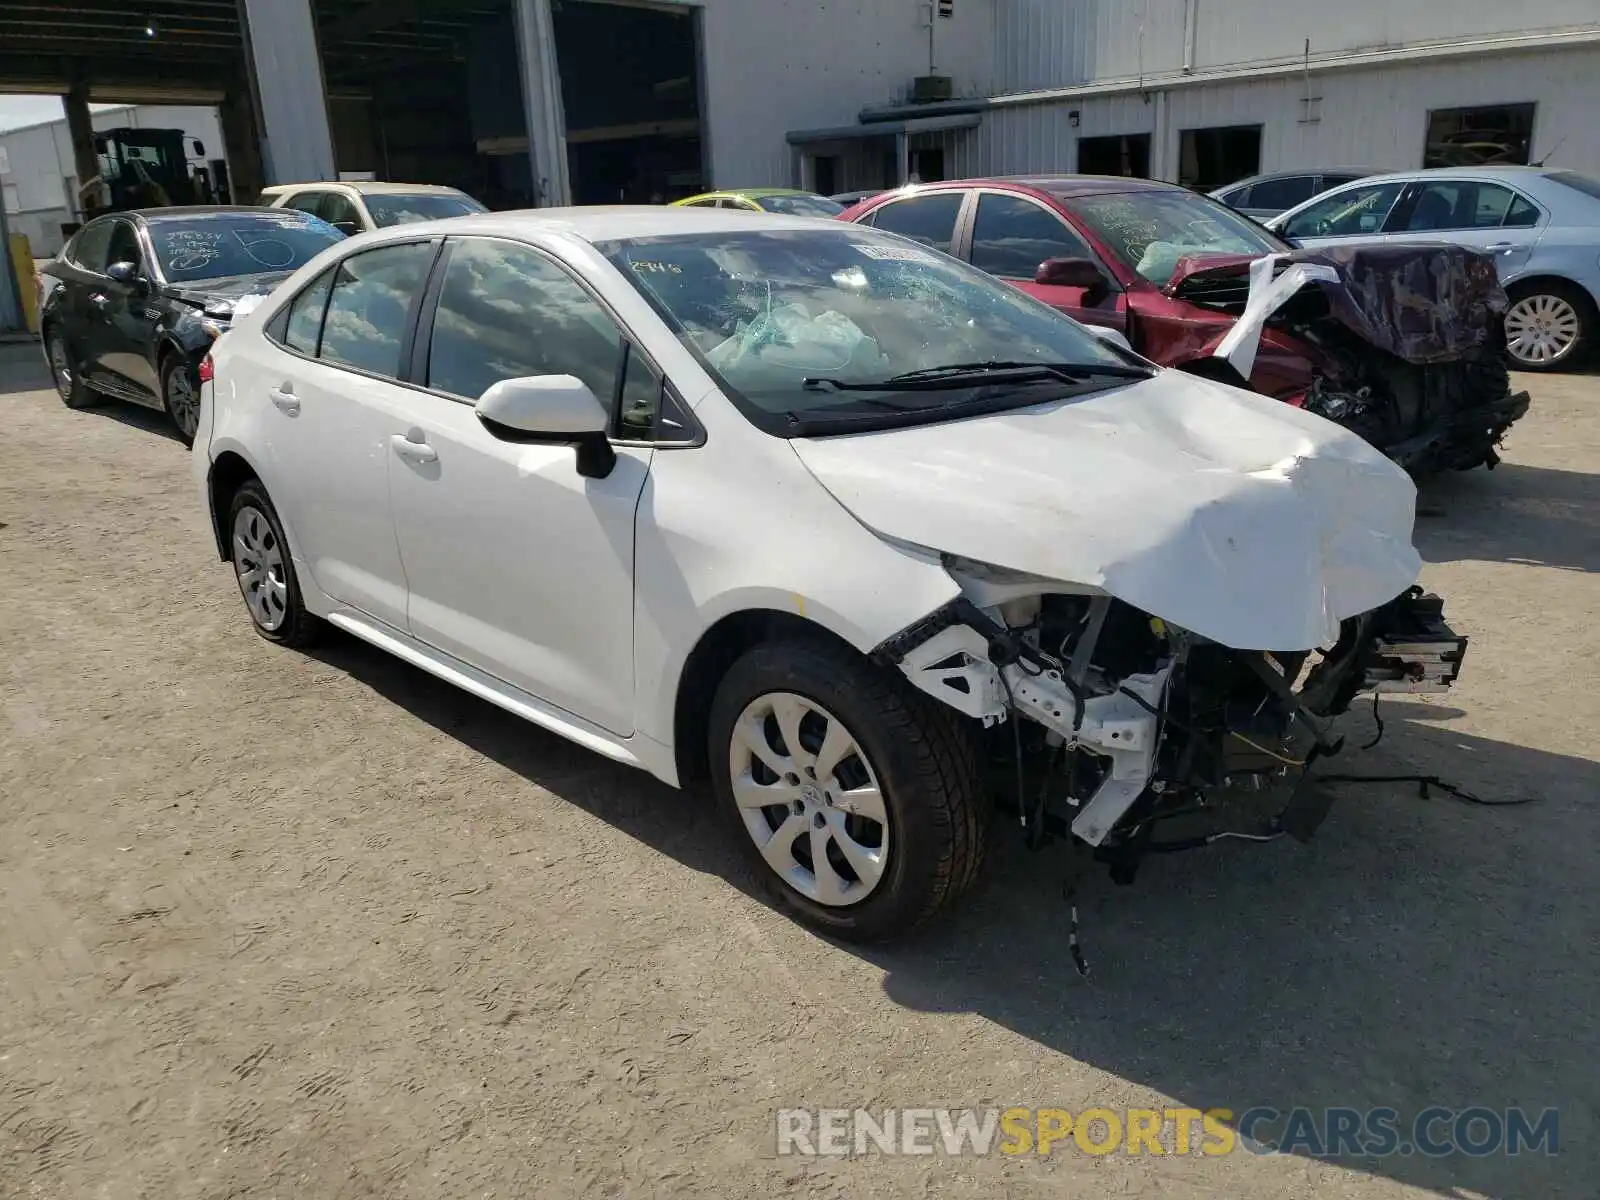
[897,627,1172,845]
[1211,254,1340,379]
[790,368,1422,653]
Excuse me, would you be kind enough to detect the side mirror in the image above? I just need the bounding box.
[1087,325,1134,353]
[106,261,146,292]
[1035,256,1111,303]
[475,374,616,478]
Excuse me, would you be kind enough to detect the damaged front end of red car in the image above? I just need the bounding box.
[1165,243,1532,475]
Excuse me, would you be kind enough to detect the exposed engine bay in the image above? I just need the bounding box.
[1170,244,1532,475]
[876,573,1466,881]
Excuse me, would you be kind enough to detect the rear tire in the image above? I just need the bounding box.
[46,329,97,410]
[161,355,202,446]
[1504,280,1594,371]
[226,480,321,649]
[708,637,987,942]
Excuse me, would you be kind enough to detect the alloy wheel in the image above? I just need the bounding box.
[1505,293,1581,366]
[727,691,889,907]
[231,506,289,631]
[166,364,200,440]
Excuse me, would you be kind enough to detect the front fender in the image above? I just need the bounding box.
[632,435,961,752]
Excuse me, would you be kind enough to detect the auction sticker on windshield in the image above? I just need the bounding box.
[855,244,940,264]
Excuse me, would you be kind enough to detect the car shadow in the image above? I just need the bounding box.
[310,629,1591,1199]
[0,344,182,442]
[1414,463,1600,573]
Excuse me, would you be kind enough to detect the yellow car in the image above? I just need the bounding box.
[671,188,845,217]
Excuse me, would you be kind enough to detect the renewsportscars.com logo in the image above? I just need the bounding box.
[775,1106,1560,1158]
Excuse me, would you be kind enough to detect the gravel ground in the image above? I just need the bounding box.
[1,341,1595,1199]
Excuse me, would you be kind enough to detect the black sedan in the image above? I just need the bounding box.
[39,207,346,444]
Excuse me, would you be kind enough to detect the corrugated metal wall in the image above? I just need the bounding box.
[988,0,1600,94]
[939,45,1600,180]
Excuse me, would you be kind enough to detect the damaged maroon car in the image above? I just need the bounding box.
[839,177,1530,474]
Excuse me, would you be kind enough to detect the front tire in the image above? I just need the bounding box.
[708,637,986,942]
[46,329,97,410]
[161,355,202,446]
[1504,281,1593,371]
[227,481,320,648]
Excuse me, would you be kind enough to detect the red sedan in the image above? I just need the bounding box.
[838,176,1528,472]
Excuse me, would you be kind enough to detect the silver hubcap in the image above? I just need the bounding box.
[728,692,888,907]
[49,337,73,399]
[1505,294,1581,365]
[167,365,199,437]
[232,506,289,631]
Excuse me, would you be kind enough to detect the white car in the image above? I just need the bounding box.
[259,181,487,236]
[193,207,1466,940]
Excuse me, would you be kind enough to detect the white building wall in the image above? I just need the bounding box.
[698,0,995,185]
[990,0,1600,92]
[937,43,1600,181]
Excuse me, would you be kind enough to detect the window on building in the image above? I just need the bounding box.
[319,242,435,378]
[427,237,622,406]
[812,156,838,197]
[969,193,1096,279]
[1077,134,1151,179]
[1423,104,1535,169]
[1178,125,1262,192]
[1281,180,1405,240]
[2,183,18,215]
[910,147,945,184]
[861,192,964,252]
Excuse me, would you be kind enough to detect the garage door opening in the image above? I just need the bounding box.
[555,0,705,203]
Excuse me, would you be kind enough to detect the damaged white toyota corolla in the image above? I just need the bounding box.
[195,208,1466,941]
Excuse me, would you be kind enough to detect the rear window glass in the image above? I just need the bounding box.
[150,211,346,282]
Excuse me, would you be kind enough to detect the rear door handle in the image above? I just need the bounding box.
[1486,241,1515,251]
[390,433,438,463]
[269,384,300,415]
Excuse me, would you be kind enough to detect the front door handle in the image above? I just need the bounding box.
[390,432,438,463]
[1485,241,1515,251]
[269,384,301,415]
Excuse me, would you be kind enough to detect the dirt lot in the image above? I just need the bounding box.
[1,341,1596,1199]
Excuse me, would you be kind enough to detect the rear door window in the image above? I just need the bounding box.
[969,193,1097,279]
[1245,175,1317,210]
[1395,180,1521,232]
[317,242,435,378]
[863,192,965,253]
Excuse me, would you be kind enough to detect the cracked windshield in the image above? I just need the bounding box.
[600,228,1134,427]
[1071,190,1287,285]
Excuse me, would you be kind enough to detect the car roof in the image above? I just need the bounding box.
[341,204,859,245]
[128,205,286,222]
[260,181,468,196]
[890,175,1187,199]
[1220,168,1383,187]
[1325,164,1559,184]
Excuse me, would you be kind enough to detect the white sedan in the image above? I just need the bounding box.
[193,207,1466,940]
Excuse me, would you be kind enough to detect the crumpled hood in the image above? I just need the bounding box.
[789,370,1422,651]
[167,271,293,309]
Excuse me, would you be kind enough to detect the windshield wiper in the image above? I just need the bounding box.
[802,359,1153,391]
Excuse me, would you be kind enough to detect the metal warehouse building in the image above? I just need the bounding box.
[0,0,1597,210]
